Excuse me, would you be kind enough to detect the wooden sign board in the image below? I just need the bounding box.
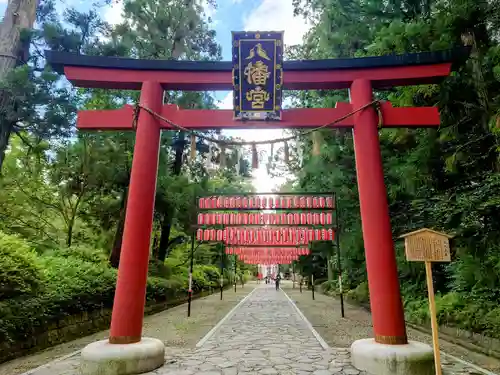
[399,228,453,375]
[400,228,452,262]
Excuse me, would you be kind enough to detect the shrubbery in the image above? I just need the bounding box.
[404,292,500,339]
[0,233,42,299]
[0,231,228,351]
[321,278,500,339]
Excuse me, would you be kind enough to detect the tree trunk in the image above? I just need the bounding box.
[0,0,37,79]
[109,187,128,268]
[66,219,74,247]
[157,209,173,262]
[0,121,13,171]
[0,0,38,170]
[327,256,334,281]
[156,132,184,262]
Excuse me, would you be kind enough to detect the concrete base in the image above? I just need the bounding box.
[351,338,435,375]
[81,337,165,375]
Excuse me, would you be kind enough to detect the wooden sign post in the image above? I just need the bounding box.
[399,228,453,375]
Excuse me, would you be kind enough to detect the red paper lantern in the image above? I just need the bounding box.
[320,213,325,225]
[293,213,300,225]
[319,197,326,208]
[300,196,306,208]
[293,196,300,208]
[326,213,332,225]
[308,229,314,242]
[242,197,248,208]
[197,229,203,241]
[197,214,203,225]
[306,196,313,208]
[268,197,274,208]
[326,196,333,208]
[321,229,327,240]
[315,229,321,241]
[255,196,261,208]
[300,213,306,225]
[261,197,267,209]
[328,229,334,241]
[217,229,223,241]
[314,213,320,225]
[307,213,313,225]
[313,197,319,208]
[235,196,242,208]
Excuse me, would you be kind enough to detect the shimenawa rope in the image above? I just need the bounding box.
[133,100,382,147]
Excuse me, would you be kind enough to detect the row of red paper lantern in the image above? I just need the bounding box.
[237,255,299,265]
[198,212,333,226]
[235,255,304,262]
[198,195,334,210]
[196,228,335,243]
[226,248,310,256]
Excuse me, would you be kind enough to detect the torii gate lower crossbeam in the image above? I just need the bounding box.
[46,48,467,375]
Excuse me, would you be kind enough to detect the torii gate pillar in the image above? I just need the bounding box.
[351,79,407,344]
[80,81,166,375]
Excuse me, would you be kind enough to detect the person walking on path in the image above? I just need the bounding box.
[275,273,281,290]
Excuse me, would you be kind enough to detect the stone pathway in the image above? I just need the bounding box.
[19,282,498,375]
[153,284,365,375]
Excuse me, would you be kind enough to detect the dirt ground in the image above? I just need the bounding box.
[0,285,253,375]
[281,281,500,374]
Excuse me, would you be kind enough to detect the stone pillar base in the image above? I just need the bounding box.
[351,338,435,375]
[81,337,165,375]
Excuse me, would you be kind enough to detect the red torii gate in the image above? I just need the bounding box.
[46,48,467,375]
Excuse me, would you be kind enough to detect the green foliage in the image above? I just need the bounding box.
[46,245,109,264]
[346,282,370,305]
[0,232,42,300]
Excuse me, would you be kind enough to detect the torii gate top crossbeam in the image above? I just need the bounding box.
[45,48,468,91]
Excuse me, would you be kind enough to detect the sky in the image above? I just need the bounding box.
[0,0,312,192]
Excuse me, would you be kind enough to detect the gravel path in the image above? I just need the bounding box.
[0,286,251,375]
[281,282,500,375]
